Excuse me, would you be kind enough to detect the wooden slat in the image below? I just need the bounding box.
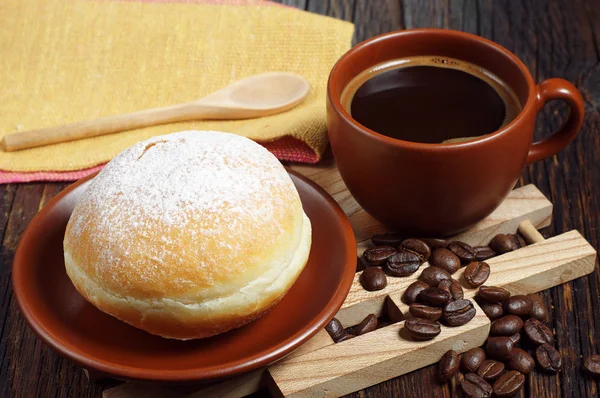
[267,303,490,398]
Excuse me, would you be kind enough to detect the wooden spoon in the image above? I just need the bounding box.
[2,72,310,152]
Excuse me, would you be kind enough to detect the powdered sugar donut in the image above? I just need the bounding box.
[63,131,311,340]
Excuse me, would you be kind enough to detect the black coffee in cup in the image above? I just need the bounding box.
[341,56,522,144]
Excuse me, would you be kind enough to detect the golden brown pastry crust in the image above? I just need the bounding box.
[63,131,311,339]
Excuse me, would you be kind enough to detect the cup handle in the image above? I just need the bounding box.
[526,78,585,164]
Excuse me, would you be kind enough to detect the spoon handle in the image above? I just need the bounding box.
[2,101,219,152]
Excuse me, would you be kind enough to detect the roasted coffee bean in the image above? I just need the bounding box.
[509,333,521,345]
[385,251,421,276]
[419,287,452,306]
[400,238,431,262]
[430,248,461,274]
[356,256,366,272]
[355,314,378,335]
[384,296,404,323]
[438,278,464,300]
[462,347,487,373]
[490,315,524,336]
[443,299,476,326]
[404,318,441,340]
[336,333,355,343]
[524,318,554,345]
[536,344,561,372]
[437,350,460,382]
[461,373,492,398]
[359,267,387,291]
[325,318,345,340]
[528,293,549,322]
[508,348,535,374]
[478,286,511,303]
[489,234,520,254]
[402,281,429,305]
[477,359,505,381]
[479,300,504,320]
[371,233,404,246]
[493,370,525,397]
[419,266,452,286]
[583,355,600,375]
[448,241,476,264]
[409,304,442,321]
[473,245,497,261]
[514,234,527,248]
[503,295,533,316]
[486,336,516,360]
[464,261,490,287]
[363,246,397,265]
[420,238,449,249]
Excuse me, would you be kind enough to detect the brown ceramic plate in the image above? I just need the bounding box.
[12,169,356,382]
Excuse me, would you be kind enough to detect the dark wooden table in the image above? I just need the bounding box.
[1,0,599,397]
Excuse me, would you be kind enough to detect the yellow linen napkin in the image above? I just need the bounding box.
[0,0,353,172]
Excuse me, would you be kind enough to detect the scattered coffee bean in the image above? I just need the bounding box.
[461,373,492,398]
[464,261,490,287]
[514,234,527,248]
[420,238,449,249]
[385,251,421,276]
[479,300,504,320]
[528,293,549,322]
[419,266,452,286]
[478,286,511,303]
[325,318,345,341]
[448,241,476,264]
[385,296,404,323]
[371,232,404,246]
[443,299,476,326]
[356,256,366,272]
[336,333,355,343]
[400,238,431,262]
[583,355,600,375]
[524,318,554,345]
[419,287,452,306]
[409,303,443,321]
[503,295,533,316]
[477,359,505,381]
[486,336,516,360]
[509,333,521,345]
[490,315,524,336]
[363,246,396,265]
[355,314,378,335]
[536,344,561,372]
[429,248,461,274]
[449,279,464,300]
[489,234,520,254]
[404,318,441,340]
[359,267,387,291]
[508,348,535,374]
[437,350,460,382]
[402,281,429,305]
[473,245,497,261]
[462,347,486,373]
[438,278,464,300]
[493,370,525,397]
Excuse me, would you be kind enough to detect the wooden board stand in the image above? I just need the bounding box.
[103,165,597,398]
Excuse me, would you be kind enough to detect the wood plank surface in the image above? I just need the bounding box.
[1,1,599,398]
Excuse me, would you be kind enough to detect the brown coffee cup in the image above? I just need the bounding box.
[327,29,584,236]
